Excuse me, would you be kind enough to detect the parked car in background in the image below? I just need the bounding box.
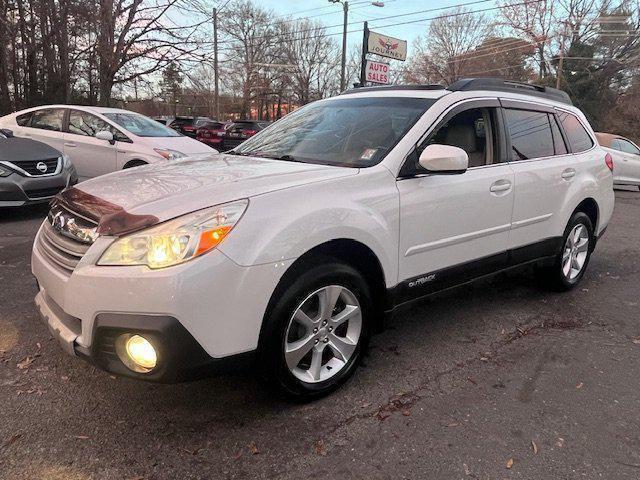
[0,106,216,181]
[0,128,76,207]
[596,132,640,190]
[169,116,213,138]
[220,120,271,151]
[32,78,613,399]
[195,121,230,148]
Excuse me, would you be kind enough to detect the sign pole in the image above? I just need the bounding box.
[359,21,369,87]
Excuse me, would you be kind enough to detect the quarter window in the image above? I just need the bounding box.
[16,112,33,127]
[30,109,65,132]
[557,111,594,153]
[505,109,554,161]
[549,114,568,155]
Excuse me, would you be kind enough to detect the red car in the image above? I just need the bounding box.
[220,120,271,151]
[195,121,230,148]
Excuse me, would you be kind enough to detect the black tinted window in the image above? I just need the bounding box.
[550,114,568,155]
[505,109,554,161]
[557,111,594,153]
[30,109,64,131]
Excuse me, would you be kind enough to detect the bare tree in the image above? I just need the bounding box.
[405,8,493,85]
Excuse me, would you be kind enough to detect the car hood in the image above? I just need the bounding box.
[137,135,216,154]
[71,154,358,224]
[0,137,61,161]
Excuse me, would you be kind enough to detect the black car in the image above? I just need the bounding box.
[168,116,214,138]
[0,129,77,207]
[220,120,271,151]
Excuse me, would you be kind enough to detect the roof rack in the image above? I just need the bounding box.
[447,78,572,105]
[340,84,445,95]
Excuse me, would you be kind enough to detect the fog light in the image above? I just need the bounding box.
[116,334,158,373]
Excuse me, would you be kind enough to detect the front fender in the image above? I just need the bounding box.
[218,168,400,288]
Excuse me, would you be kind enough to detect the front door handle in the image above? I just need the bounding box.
[64,142,77,148]
[490,179,512,193]
[561,168,576,180]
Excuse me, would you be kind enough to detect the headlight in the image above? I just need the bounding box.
[0,164,12,177]
[154,148,185,160]
[98,199,248,269]
[61,154,73,169]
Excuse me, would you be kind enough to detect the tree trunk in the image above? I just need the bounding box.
[98,0,115,106]
[0,0,11,113]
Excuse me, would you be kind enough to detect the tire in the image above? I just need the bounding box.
[259,261,373,400]
[537,211,594,291]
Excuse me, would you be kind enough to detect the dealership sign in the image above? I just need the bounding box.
[367,31,407,61]
[365,60,390,84]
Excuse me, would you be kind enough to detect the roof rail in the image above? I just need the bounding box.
[447,78,572,105]
[340,84,445,95]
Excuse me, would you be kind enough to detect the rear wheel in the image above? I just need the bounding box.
[123,160,147,169]
[537,212,594,291]
[259,261,372,400]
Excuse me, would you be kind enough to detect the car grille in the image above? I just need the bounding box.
[9,157,60,176]
[36,215,93,274]
[26,186,65,199]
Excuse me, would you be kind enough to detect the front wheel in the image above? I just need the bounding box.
[259,261,372,400]
[537,212,594,291]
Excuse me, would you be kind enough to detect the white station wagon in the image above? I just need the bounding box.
[32,79,614,399]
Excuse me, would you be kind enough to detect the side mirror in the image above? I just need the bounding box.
[95,130,115,144]
[1,128,14,138]
[418,144,468,174]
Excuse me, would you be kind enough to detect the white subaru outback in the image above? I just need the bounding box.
[32,78,614,399]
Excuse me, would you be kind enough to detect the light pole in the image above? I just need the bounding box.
[329,0,384,91]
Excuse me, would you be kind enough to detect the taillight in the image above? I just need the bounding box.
[242,129,257,136]
[605,153,614,172]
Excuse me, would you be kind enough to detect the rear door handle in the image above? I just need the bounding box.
[490,179,512,193]
[64,142,77,148]
[561,168,576,180]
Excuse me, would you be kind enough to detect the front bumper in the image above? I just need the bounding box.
[31,228,293,381]
[0,169,76,207]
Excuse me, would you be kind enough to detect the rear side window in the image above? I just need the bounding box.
[505,109,554,161]
[557,111,594,153]
[30,109,65,132]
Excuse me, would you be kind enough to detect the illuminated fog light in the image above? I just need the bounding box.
[116,334,157,372]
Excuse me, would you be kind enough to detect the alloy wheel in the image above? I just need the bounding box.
[562,224,590,280]
[284,285,362,383]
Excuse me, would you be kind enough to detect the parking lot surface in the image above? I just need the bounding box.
[1,189,640,479]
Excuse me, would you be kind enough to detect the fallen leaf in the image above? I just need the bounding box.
[467,377,477,385]
[376,411,391,421]
[315,440,327,456]
[233,449,243,460]
[445,422,460,427]
[632,338,640,345]
[531,440,538,454]
[249,442,260,455]
[480,357,489,362]
[74,435,90,440]
[506,458,514,469]
[17,356,36,369]
[576,382,584,389]
[2,433,22,448]
[360,402,372,408]
[463,463,471,475]
[556,437,565,448]
[401,410,411,416]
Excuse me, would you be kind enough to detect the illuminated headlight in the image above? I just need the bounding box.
[154,148,185,160]
[98,199,248,269]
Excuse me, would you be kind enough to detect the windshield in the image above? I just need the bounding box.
[233,96,435,167]
[104,112,182,138]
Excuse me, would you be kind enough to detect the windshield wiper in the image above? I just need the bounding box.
[231,151,301,162]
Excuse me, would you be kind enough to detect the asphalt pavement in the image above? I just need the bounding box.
[1,189,640,480]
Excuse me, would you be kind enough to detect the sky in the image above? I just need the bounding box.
[248,0,499,50]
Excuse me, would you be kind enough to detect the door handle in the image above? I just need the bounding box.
[561,168,576,180]
[64,142,77,148]
[490,179,512,193]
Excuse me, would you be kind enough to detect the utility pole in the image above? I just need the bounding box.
[340,1,348,91]
[359,21,369,87]
[213,7,220,119]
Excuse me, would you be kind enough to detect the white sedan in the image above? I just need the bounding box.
[0,106,216,181]
[596,132,640,190]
